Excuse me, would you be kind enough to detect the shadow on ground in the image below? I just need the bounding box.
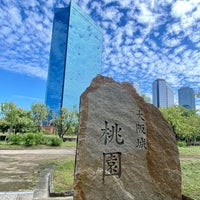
[0,148,75,192]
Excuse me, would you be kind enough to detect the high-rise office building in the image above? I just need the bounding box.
[178,87,195,110]
[45,1,103,113]
[152,79,174,108]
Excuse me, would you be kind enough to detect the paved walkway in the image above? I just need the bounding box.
[0,192,73,200]
[0,149,75,155]
[0,149,75,200]
[0,191,33,200]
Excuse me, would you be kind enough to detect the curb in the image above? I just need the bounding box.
[33,165,74,200]
[33,166,53,199]
[49,165,74,198]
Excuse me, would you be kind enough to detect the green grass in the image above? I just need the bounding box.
[51,146,200,197]
[179,146,200,156]
[51,157,75,192]
[179,146,200,200]
[0,140,22,149]
[61,141,76,148]
[181,160,200,200]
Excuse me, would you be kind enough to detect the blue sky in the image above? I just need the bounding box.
[0,0,200,111]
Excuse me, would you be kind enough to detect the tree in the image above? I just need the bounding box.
[160,105,184,137]
[0,102,34,134]
[31,102,49,132]
[14,108,34,133]
[141,94,151,103]
[0,118,9,133]
[187,114,200,143]
[0,102,18,133]
[54,107,78,140]
[160,105,200,143]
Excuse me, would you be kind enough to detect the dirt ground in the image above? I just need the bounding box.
[0,148,75,192]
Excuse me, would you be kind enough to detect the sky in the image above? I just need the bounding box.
[0,0,200,111]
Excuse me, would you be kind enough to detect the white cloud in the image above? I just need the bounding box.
[46,0,56,8]
[0,59,47,79]
[0,0,199,109]
[164,37,182,48]
[13,95,43,102]
[171,1,195,17]
[90,1,103,14]
[170,0,200,44]
[173,45,187,56]
[103,6,123,23]
[137,3,156,24]
[119,0,135,8]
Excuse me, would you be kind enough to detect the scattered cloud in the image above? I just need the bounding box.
[13,95,43,102]
[171,0,200,18]
[0,0,199,108]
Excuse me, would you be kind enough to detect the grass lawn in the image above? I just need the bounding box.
[52,146,200,200]
[51,157,75,192]
[179,146,200,200]
[179,146,200,156]
[181,160,200,199]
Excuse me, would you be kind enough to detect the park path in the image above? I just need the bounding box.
[0,148,76,200]
[0,148,75,155]
[179,155,200,160]
[0,191,34,200]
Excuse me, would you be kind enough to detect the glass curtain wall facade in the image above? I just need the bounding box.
[45,1,103,113]
[152,79,174,108]
[166,83,174,107]
[178,87,195,110]
[45,8,69,114]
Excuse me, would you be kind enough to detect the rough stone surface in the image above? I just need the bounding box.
[74,75,182,200]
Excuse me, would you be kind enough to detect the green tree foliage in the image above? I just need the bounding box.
[160,105,200,143]
[31,102,49,132]
[141,93,151,103]
[0,118,9,133]
[7,133,22,145]
[0,102,34,133]
[0,102,18,133]
[15,108,34,133]
[54,107,79,140]
[187,114,200,142]
[0,102,33,133]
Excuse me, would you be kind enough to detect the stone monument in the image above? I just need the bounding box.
[74,75,181,200]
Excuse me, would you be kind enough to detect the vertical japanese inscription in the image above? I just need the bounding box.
[100,121,124,145]
[136,110,147,149]
[103,152,121,182]
[100,121,124,182]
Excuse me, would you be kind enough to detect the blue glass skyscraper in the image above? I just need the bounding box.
[178,87,195,110]
[152,79,174,108]
[45,1,103,113]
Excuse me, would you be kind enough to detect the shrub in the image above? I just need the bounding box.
[48,136,62,146]
[7,134,22,145]
[23,133,35,146]
[43,136,52,146]
[34,132,44,145]
[177,141,186,147]
[42,129,52,135]
[6,133,62,147]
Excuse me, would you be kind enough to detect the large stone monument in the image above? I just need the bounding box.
[74,75,181,200]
